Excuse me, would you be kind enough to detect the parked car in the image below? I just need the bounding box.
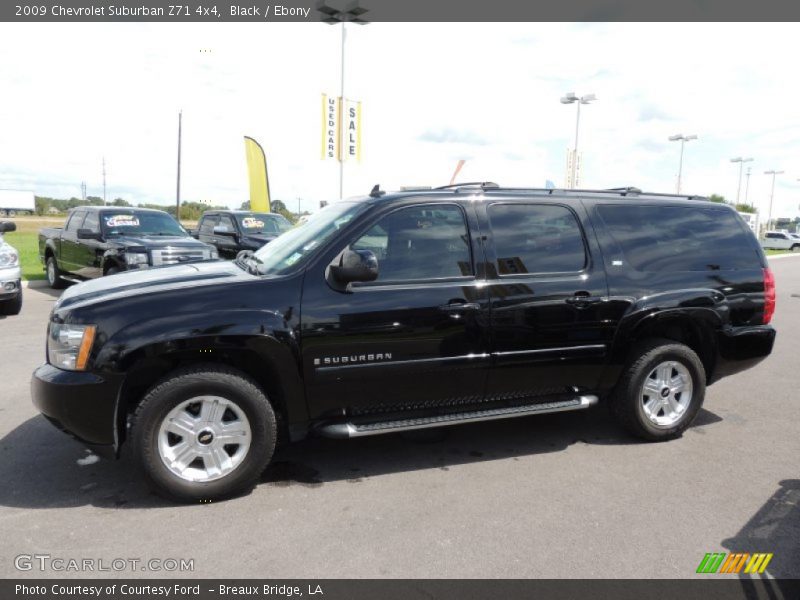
[31,184,776,502]
[0,221,22,315]
[39,206,218,288]
[760,230,800,252]
[195,210,291,256]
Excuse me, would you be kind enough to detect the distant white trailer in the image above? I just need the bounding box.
[0,190,35,216]
[737,211,759,234]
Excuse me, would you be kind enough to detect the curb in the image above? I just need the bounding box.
[767,253,800,261]
[22,280,48,289]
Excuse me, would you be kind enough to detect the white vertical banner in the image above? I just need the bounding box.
[321,93,340,161]
[343,99,362,162]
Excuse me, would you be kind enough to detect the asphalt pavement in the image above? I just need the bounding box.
[1,258,798,580]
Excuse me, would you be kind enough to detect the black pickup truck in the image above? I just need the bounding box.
[31,184,776,502]
[39,206,218,288]
[195,210,291,256]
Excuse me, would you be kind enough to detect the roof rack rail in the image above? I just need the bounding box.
[605,187,642,195]
[435,181,500,191]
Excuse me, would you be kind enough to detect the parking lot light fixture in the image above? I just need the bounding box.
[668,134,698,194]
[730,157,754,204]
[764,170,784,232]
[560,93,596,189]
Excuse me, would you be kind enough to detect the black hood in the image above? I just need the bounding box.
[55,260,256,311]
[107,235,209,249]
[241,233,278,246]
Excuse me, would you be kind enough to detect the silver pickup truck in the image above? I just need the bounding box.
[0,221,22,316]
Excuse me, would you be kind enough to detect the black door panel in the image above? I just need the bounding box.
[300,201,491,419]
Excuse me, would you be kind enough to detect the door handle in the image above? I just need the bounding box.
[565,293,603,308]
[439,301,481,312]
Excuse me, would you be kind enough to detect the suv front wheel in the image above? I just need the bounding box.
[132,365,277,502]
[610,339,706,441]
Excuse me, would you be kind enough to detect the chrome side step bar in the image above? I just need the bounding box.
[316,395,599,439]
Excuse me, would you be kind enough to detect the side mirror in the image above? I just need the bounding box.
[78,229,101,240]
[330,248,379,284]
[0,221,16,233]
[77,228,102,240]
[213,226,236,237]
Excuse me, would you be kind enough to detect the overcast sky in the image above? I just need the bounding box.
[0,22,798,218]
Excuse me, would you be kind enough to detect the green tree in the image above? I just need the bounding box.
[708,194,726,203]
[112,198,131,207]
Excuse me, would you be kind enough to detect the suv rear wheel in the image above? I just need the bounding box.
[132,365,277,502]
[610,339,706,441]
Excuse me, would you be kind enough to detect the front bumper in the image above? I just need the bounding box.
[31,363,124,458]
[710,325,776,384]
[0,264,21,299]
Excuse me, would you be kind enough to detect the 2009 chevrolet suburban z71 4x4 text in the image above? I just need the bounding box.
[31,184,777,502]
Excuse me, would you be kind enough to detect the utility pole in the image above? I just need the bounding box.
[102,157,107,206]
[560,92,596,189]
[730,157,753,204]
[80,181,87,201]
[176,110,183,221]
[764,170,784,233]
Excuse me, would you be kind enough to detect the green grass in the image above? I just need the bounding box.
[3,231,45,280]
[765,249,793,256]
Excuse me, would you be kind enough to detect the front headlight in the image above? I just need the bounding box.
[125,252,149,266]
[0,248,19,268]
[48,323,97,371]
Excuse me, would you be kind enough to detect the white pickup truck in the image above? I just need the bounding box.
[761,230,800,252]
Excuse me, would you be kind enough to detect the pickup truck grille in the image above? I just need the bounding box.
[151,247,209,266]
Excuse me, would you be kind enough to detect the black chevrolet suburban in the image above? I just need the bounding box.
[31,184,776,501]
[39,206,218,288]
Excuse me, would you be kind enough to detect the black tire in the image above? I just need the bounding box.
[45,256,66,289]
[609,339,706,441]
[105,267,120,276]
[131,364,277,502]
[792,245,800,253]
[0,292,22,316]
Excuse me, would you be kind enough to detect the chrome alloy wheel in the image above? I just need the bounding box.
[640,361,693,428]
[157,396,252,482]
[47,260,56,285]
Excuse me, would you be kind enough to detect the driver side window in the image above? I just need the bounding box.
[351,204,473,282]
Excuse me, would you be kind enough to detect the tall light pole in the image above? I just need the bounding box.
[176,110,182,221]
[668,134,697,194]
[764,170,784,233]
[744,166,752,206]
[730,157,753,204]
[560,92,596,189]
[318,1,368,199]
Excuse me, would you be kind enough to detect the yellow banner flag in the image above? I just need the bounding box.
[244,136,271,212]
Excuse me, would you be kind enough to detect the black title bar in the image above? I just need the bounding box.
[3,0,800,22]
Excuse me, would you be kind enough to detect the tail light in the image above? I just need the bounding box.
[763,267,776,324]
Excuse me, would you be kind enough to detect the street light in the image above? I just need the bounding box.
[668,134,697,194]
[744,166,753,206]
[560,92,596,189]
[730,157,753,204]
[317,1,368,199]
[764,170,784,233]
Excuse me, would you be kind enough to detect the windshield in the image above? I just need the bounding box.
[251,201,368,275]
[102,211,187,237]
[236,213,291,235]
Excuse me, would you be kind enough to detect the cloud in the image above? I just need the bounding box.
[418,128,489,146]
[638,105,672,122]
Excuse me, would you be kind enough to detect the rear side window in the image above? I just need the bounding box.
[597,205,758,271]
[487,204,587,274]
[199,215,218,234]
[82,212,100,233]
[65,211,86,232]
